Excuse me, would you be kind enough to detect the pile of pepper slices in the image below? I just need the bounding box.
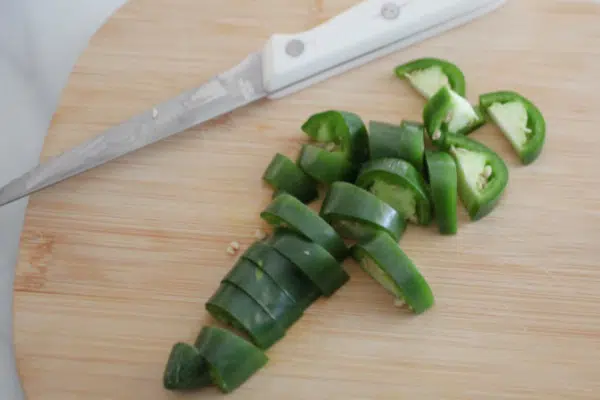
[163,57,546,394]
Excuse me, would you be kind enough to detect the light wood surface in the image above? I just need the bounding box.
[13,0,600,398]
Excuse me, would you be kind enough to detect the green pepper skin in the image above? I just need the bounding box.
[223,258,304,330]
[320,181,406,241]
[394,57,466,98]
[424,150,458,235]
[368,120,425,172]
[297,144,357,185]
[267,228,349,297]
[163,342,212,391]
[351,232,434,314]
[241,241,321,310]
[440,134,509,221]
[479,90,546,165]
[301,110,370,165]
[355,158,432,226]
[260,193,348,261]
[194,326,268,394]
[205,282,285,350]
[262,153,318,203]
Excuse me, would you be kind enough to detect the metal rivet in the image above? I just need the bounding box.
[381,2,401,20]
[285,39,305,57]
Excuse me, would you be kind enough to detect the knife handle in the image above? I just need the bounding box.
[262,0,502,98]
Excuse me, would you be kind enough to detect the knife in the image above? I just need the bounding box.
[0,0,505,207]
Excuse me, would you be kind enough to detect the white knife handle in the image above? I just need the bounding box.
[262,0,497,96]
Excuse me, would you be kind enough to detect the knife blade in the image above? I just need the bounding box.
[0,0,506,207]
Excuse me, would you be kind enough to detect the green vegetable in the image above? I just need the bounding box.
[205,282,285,350]
[241,241,321,310]
[423,86,485,145]
[441,134,509,221]
[320,181,406,241]
[424,150,458,235]
[394,57,466,98]
[297,144,357,184]
[260,193,348,261]
[223,258,304,330]
[479,90,546,165]
[355,158,432,225]
[194,326,268,393]
[163,342,212,391]
[267,228,349,297]
[352,232,434,314]
[262,153,318,203]
[368,120,425,172]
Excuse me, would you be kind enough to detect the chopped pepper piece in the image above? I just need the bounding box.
[241,241,321,310]
[297,144,357,184]
[368,120,425,172]
[267,228,349,297]
[163,342,212,391]
[424,150,458,235]
[223,258,304,330]
[440,134,509,221]
[320,181,406,241]
[301,110,370,166]
[194,326,268,394]
[205,282,285,350]
[351,232,434,314]
[394,57,466,98]
[262,153,318,203]
[355,158,432,225]
[423,86,485,146]
[260,193,348,261]
[479,90,546,165]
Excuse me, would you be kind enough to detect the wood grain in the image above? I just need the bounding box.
[13,0,600,398]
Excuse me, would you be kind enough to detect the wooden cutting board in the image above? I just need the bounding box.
[13,0,600,398]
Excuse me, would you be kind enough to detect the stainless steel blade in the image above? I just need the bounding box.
[0,52,267,207]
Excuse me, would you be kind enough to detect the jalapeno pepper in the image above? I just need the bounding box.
[355,158,432,226]
[296,143,357,185]
[241,241,321,311]
[424,150,458,235]
[368,120,425,172]
[262,153,318,203]
[423,86,485,146]
[394,57,466,98]
[205,282,285,350]
[163,342,212,391]
[301,110,370,165]
[260,193,348,261]
[479,90,546,165]
[440,134,509,221]
[320,181,406,242]
[223,258,304,331]
[267,228,349,297]
[194,326,268,394]
[351,232,434,314]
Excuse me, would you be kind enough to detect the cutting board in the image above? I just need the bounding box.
[12,0,600,399]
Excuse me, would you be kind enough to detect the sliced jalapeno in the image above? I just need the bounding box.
[424,150,458,235]
[355,158,432,225]
[205,282,285,350]
[320,181,406,242]
[368,120,425,172]
[223,258,304,330]
[260,193,348,261]
[423,86,485,146]
[479,90,546,165]
[267,228,349,297]
[163,342,212,391]
[394,57,466,98]
[194,326,268,394]
[241,241,321,310]
[297,144,357,184]
[441,134,509,221]
[262,153,318,203]
[351,232,434,314]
